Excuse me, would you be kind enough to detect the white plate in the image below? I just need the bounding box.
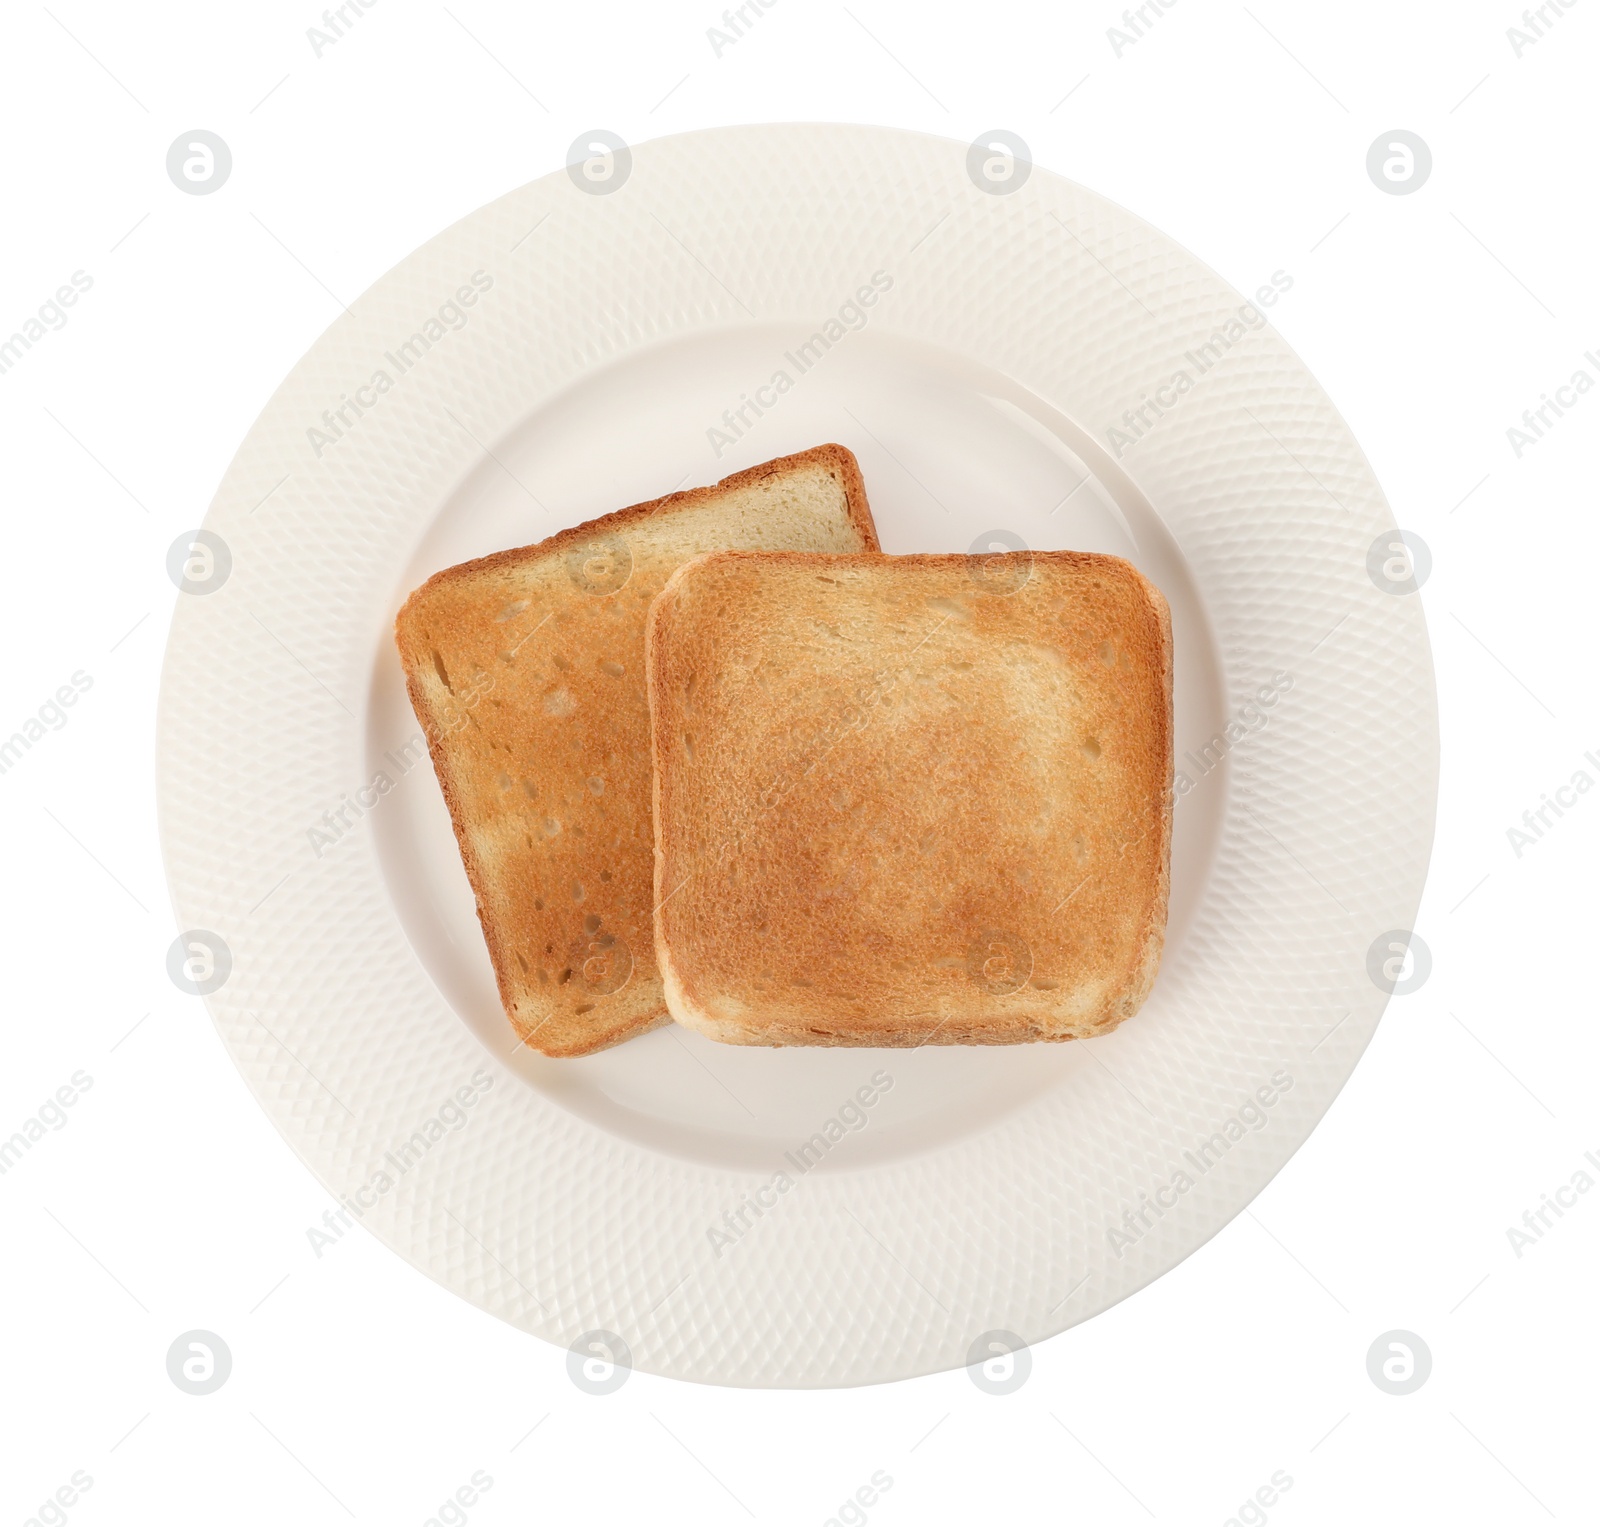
[157,124,1436,1387]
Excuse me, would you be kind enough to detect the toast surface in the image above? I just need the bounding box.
[647,549,1172,1046]
[395,445,877,1056]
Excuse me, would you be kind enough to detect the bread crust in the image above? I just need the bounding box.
[647,549,1173,1047]
[395,446,878,1057]
[399,443,877,612]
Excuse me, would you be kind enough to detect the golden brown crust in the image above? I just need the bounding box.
[395,446,878,1057]
[647,549,1173,1047]
[397,443,878,620]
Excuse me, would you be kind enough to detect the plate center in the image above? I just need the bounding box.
[367,325,1225,1170]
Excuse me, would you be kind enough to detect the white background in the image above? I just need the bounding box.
[2,1,1596,1523]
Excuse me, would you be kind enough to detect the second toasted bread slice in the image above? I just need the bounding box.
[647,549,1172,1046]
[395,446,878,1057]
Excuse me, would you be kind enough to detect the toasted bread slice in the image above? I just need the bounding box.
[395,446,878,1057]
[647,549,1172,1046]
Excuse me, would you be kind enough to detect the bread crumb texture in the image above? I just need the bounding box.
[649,550,1172,1047]
[395,446,877,1056]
